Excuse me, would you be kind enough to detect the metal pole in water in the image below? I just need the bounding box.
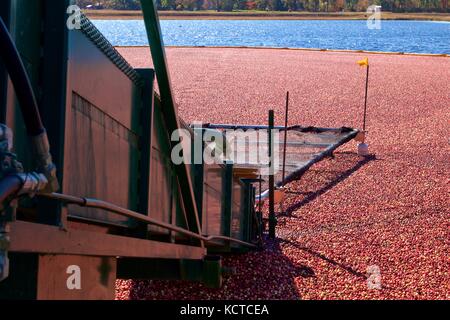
[258,175,262,211]
[258,174,264,233]
[282,92,289,183]
[268,110,276,239]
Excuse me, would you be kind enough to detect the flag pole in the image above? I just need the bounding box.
[357,57,370,156]
[363,64,369,132]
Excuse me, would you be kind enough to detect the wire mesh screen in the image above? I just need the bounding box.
[202,125,359,194]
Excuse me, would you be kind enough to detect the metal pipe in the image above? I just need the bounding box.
[140,0,202,239]
[258,175,262,214]
[233,140,330,148]
[268,110,276,239]
[38,193,257,249]
[203,235,258,248]
[203,123,351,133]
[282,91,290,182]
[363,65,369,131]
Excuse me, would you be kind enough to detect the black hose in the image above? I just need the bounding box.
[0,175,22,204]
[38,192,258,249]
[0,16,44,136]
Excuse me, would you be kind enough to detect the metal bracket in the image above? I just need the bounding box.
[202,255,223,288]
[16,172,48,197]
[29,132,59,193]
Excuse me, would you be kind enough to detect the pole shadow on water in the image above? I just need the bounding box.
[279,238,367,280]
[271,152,378,287]
[281,152,377,217]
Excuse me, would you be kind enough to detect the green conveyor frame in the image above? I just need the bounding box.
[140,0,203,242]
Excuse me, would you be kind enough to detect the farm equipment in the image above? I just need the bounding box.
[0,0,360,299]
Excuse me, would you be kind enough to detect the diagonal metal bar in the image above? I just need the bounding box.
[140,0,202,244]
[277,129,360,187]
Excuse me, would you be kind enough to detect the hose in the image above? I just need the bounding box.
[0,175,22,204]
[0,17,59,193]
[0,16,44,136]
[38,192,257,249]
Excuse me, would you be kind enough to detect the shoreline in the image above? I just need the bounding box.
[115,45,450,58]
[85,9,450,21]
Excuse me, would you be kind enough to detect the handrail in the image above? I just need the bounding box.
[38,192,257,249]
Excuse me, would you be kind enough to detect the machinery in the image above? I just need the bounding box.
[0,0,359,300]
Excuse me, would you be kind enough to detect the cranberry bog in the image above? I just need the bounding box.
[117,47,449,300]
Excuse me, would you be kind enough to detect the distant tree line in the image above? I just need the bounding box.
[76,0,448,12]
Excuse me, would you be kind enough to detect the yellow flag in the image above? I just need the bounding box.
[357,57,369,67]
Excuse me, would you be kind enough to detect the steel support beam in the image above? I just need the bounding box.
[135,69,155,238]
[37,0,71,227]
[268,110,276,239]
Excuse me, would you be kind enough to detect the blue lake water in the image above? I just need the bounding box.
[93,19,450,54]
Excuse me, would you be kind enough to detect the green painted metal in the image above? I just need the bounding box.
[0,253,39,299]
[191,127,204,223]
[192,162,204,222]
[65,20,142,228]
[268,110,276,238]
[187,128,259,252]
[221,161,233,238]
[135,69,155,238]
[248,189,256,245]
[0,1,70,227]
[79,13,142,85]
[202,255,223,288]
[147,101,199,242]
[148,97,178,237]
[241,180,252,244]
[37,0,71,226]
[140,0,202,241]
[227,178,256,251]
